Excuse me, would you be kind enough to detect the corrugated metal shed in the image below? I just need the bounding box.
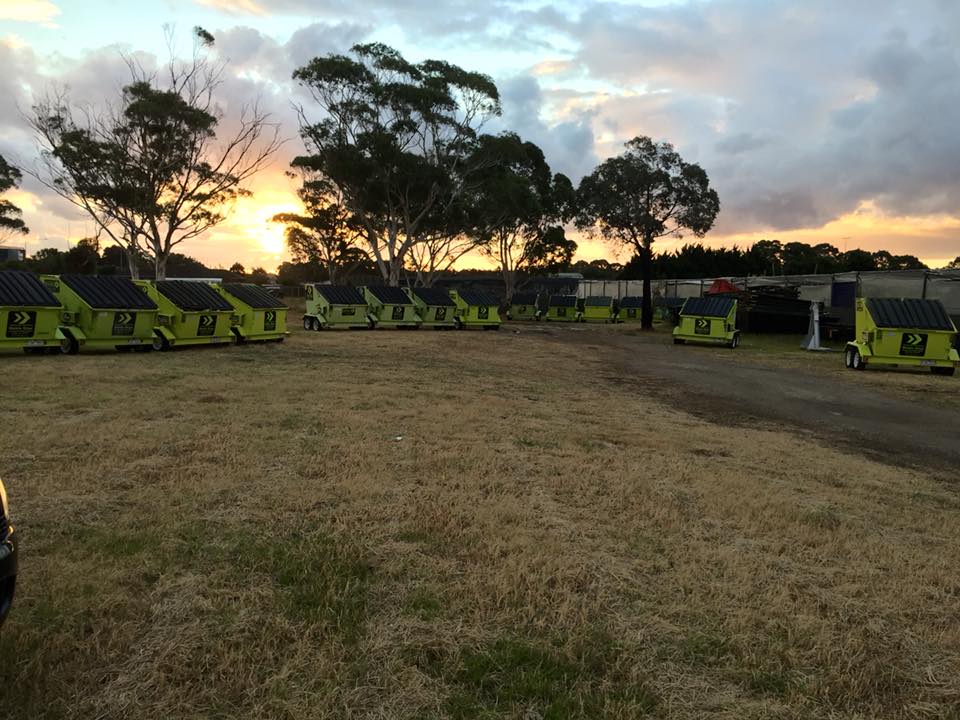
[412,287,456,306]
[366,286,412,304]
[221,284,286,309]
[681,296,736,318]
[548,294,578,308]
[316,285,366,305]
[155,280,233,311]
[457,289,501,306]
[60,275,157,310]
[866,298,955,331]
[0,271,60,307]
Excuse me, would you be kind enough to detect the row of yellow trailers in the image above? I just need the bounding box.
[0,271,287,354]
[303,284,502,330]
[511,289,958,374]
[668,294,957,375]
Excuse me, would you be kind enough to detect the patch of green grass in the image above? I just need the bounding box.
[676,632,740,666]
[741,668,793,698]
[802,504,842,530]
[75,526,162,559]
[405,588,443,620]
[228,530,372,639]
[514,436,560,450]
[420,633,657,719]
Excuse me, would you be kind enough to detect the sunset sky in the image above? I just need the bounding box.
[1,0,958,269]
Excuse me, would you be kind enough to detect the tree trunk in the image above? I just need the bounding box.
[387,259,402,286]
[641,237,653,329]
[155,252,167,281]
[503,269,516,304]
[125,247,140,280]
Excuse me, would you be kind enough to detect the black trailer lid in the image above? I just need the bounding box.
[584,295,613,307]
[548,294,578,308]
[220,283,287,310]
[866,298,955,331]
[315,285,366,305]
[0,270,60,307]
[456,289,501,306]
[366,285,413,305]
[510,292,538,305]
[681,296,736,318]
[618,296,643,309]
[155,280,234,312]
[411,287,456,306]
[59,275,157,310]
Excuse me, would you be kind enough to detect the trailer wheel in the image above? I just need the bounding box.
[931,366,955,377]
[60,335,79,355]
[454,317,464,330]
[153,334,170,352]
[844,347,854,369]
[303,316,312,331]
[851,348,865,370]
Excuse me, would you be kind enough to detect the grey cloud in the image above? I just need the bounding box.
[549,0,960,237]
[493,74,597,182]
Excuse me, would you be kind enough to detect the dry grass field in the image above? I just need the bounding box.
[1,315,958,719]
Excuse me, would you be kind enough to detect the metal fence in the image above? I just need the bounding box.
[579,270,960,314]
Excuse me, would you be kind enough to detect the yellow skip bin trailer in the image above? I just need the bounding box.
[0,270,64,354]
[46,274,159,353]
[673,296,740,348]
[545,295,579,322]
[407,287,457,329]
[508,292,540,321]
[845,298,958,376]
[303,284,369,330]
[581,296,615,323]
[140,280,236,350]
[450,289,501,329]
[216,283,288,343]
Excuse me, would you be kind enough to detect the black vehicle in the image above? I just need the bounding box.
[0,479,16,627]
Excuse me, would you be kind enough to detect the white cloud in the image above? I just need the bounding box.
[0,0,60,27]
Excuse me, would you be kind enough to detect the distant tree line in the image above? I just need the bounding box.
[620,239,931,279]
[0,239,268,284]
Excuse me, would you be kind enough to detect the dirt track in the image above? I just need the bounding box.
[546,326,960,474]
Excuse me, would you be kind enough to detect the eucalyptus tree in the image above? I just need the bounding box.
[272,176,370,284]
[577,136,719,328]
[466,132,576,299]
[30,28,281,279]
[292,43,501,285]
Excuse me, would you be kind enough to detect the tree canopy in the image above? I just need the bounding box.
[30,34,281,279]
[292,42,501,285]
[0,153,29,239]
[577,136,719,327]
[466,132,576,298]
